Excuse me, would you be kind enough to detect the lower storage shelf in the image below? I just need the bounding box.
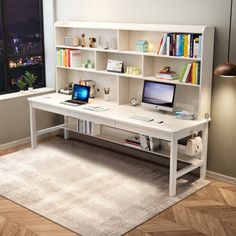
[63,118,201,166]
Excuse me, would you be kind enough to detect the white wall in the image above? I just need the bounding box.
[56,0,231,66]
[43,0,56,88]
[0,0,58,146]
[55,0,236,178]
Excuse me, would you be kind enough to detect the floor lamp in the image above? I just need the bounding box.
[214,0,236,77]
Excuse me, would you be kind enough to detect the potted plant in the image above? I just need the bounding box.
[16,79,27,94]
[22,71,37,92]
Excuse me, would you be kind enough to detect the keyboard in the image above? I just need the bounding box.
[60,100,86,106]
[65,100,86,105]
[130,115,154,122]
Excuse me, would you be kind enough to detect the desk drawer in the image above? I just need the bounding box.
[70,111,115,127]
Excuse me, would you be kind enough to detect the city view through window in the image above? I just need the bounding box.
[0,0,45,93]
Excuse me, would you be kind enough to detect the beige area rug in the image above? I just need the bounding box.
[0,138,209,236]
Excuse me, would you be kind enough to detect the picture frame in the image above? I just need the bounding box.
[107,59,124,73]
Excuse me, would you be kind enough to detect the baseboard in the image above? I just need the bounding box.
[207,171,236,185]
[0,131,59,151]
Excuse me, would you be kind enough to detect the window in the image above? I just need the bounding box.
[0,0,45,94]
[0,1,5,92]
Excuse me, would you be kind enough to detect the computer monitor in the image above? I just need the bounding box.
[142,81,176,112]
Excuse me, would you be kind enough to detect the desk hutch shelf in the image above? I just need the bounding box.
[54,21,214,120]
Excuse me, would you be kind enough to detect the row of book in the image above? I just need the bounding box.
[180,62,200,84]
[78,120,101,136]
[158,33,202,59]
[125,135,161,152]
[57,49,81,68]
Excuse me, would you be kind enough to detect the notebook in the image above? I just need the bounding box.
[61,84,90,106]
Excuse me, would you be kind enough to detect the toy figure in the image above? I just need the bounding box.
[89,37,96,48]
[81,33,86,47]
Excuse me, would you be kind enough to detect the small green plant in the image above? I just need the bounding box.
[22,71,38,88]
[16,79,27,91]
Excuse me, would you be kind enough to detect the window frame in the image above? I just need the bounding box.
[0,0,45,95]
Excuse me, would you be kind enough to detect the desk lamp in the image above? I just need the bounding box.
[214,0,236,77]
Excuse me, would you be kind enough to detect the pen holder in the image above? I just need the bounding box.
[104,87,110,101]
[104,93,109,101]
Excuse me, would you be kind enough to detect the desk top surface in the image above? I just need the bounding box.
[29,93,208,134]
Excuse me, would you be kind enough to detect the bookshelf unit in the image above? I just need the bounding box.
[54,21,214,120]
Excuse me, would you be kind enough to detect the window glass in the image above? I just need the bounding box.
[5,0,45,92]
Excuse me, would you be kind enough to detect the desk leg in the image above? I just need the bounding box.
[200,124,208,179]
[169,134,178,197]
[29,102,37,149]
[64,116,70,140]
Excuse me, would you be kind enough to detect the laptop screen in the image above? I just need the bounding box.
[72,84,90,102]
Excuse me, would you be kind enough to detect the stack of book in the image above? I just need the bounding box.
[125,135,161,152]
[157,33,202,58]
[125,135,141,149]
[78,120,100,135]
[180,62,200,85]
[175,111,195,120]
[57,49,81,68]
[156,71,178,80]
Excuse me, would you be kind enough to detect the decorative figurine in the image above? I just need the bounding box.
[81,33,86,47]
[89,37,96,48]
[136,40,149,52]
[160,66,171,73]
[81,59,94,69]
[126,66,141,75]
[68,82,73,90]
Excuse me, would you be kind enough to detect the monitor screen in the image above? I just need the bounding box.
[142,81,176,111]
[72,84,90,102]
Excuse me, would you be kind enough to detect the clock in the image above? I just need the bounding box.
[130,97,138,106]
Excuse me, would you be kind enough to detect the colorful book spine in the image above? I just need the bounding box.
[180,63,188,82]
[158,33,202,58]
[172,33,176,56]
[197,62,201,85]
[182,63,192,83]
[57,50,61,66]
[176,34,180,56]
[166,35,171,56]
[159,33,167,55]
[198,35,202,58]
[189,34,194,58]
[193,38,199,58]
[183,34,188,57]
[187,34,191,57]
[191,62,197,84]
[157,36,163,54]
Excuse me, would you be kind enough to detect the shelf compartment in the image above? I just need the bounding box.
[143,56,201,86]
[57,65,200,88]
[118,30,161,53]
[56,45,201,61]
[95,51,143,73]
[118,76,144,105]
[55,27,117,49]
[56,48,95,69]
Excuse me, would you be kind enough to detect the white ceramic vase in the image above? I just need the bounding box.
[104,94,109,101]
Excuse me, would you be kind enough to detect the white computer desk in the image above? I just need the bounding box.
[28,93,209,196]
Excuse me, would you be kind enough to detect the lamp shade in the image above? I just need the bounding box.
[214,62,236,77]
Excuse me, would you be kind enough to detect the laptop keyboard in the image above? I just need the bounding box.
[66,100,85,105]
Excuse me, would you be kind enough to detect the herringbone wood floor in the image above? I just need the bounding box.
[0,137,235,236]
